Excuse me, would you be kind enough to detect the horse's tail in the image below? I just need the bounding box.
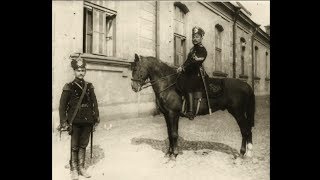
[247,89,255,127]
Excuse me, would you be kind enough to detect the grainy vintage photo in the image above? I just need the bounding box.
[52,1,270,180]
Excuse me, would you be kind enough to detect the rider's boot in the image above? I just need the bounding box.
[185,93,194,120]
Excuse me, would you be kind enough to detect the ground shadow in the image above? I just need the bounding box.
[65,145,104,169]
[131,136,239,158]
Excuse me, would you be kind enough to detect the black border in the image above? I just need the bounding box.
[3,0,52,178]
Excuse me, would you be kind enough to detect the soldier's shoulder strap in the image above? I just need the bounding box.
[69,82,88,125]
[62,83,71,91]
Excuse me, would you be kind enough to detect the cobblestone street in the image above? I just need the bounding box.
[53,98,269,180]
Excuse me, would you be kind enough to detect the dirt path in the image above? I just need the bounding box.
[53,104,269,180]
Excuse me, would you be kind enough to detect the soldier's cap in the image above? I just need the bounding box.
[70,53,86,70]
[192,26,205,37]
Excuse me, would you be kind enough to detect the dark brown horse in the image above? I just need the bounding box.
[131,54,255,158]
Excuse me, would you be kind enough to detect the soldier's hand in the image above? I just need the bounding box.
[57,123,67,132]
[93,123,99,132]
[177,66,183,73]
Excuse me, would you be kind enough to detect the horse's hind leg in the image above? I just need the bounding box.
[231,111,252,157]
[245,127,253,157]
[238,119,253,158]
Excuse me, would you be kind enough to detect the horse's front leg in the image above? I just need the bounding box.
[164,113,174,157]
[167,110,180,157]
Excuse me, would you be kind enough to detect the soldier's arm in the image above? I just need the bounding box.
[181,49,196,70]
[181,57,195,69]
[59,83,71,126]
[89,84,100,124]
[182,47,207,69]
[193,46,207,62]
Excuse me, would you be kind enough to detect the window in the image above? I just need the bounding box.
[254,46,259,77]
[215,24,224,71]
[83,8,93,53]
[83,6,116,56]
[240,37,246,75]
[174,34,186,66]
[174,4,187,66]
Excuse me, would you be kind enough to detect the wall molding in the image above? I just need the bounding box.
[71,53,131,68]
[199,2,232,22]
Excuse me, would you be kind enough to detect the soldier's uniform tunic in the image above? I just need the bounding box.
[59,78,99,150]
[180,43,207,92]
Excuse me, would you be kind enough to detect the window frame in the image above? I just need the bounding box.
[173,4,188,67]
[214,24,224,72]
[174,33,186,67]
[240,37,246,75]
[254,46,259,77]
[83,2,117,57]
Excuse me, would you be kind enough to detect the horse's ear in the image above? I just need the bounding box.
[134,53,140,62]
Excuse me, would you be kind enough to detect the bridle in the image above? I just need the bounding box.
[131,70,179,94]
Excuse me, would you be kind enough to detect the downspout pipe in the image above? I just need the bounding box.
[232,7,241,78]
[251,24,260,92]
[155,1,160,59]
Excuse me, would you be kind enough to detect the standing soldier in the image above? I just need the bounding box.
[58,54,100,180]
[177,26,207,120]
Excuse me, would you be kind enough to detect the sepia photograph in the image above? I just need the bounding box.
[52,1,270,179]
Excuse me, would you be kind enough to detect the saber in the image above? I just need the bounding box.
[90,125,93,159]
[199,66,212,115]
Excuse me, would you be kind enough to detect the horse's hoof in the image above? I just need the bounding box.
[173,149,179,155]
[244,150,253,158]
[244,143,253,158]
[169,154,177,161]
[233,157,242,165]
[164,152,171,158]
[240,149,246,157]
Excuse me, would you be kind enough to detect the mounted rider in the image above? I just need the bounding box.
[177,26,207,120]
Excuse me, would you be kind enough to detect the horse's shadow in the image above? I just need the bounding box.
[65,145,105,169]
[131,136,240,158]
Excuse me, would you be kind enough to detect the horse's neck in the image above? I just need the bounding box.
[148,63,176,82]
[147,62,177,93]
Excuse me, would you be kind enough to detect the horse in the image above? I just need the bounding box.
[130,54,255,159]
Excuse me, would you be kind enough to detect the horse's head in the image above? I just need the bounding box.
[131,53,150,92]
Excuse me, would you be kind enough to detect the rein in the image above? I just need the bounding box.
[131,73,179,94]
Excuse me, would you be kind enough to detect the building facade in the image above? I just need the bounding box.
[52,1,270,126]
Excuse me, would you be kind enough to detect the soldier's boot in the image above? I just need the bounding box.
[185,93,194,120]
[70,151,79,180]
[78,148,91,178]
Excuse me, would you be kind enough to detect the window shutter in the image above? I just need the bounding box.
[215,48,222,71]
[105,15,115,56]
[84,8,93,53]
[92,8,106,55]
[174,36,183,66]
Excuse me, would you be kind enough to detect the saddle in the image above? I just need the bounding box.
[179,78,224,117]
[207,78,224,98]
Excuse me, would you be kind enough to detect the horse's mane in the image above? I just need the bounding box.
[143,56,177,75]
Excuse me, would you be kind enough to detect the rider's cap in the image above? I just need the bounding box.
[192,26,205,37]
[70,55,86,70]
